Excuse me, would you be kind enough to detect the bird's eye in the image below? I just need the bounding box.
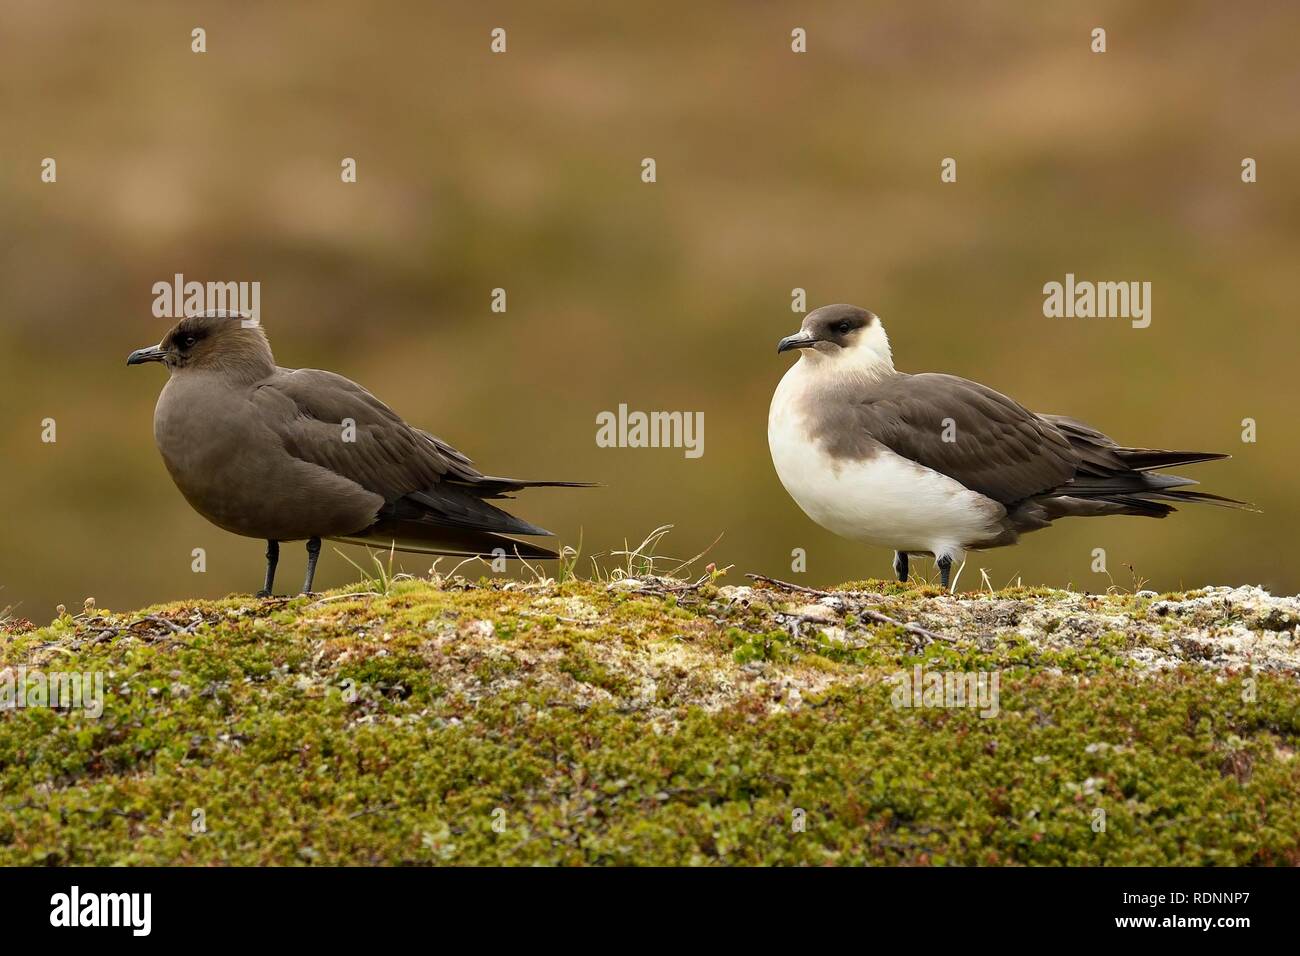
[836,321,853,335]
[181,335,197,348]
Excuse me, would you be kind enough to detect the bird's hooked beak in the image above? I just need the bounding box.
[777,330,817,354]
[126,344,167,366]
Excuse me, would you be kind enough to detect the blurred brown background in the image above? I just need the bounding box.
[2,1,1298,620]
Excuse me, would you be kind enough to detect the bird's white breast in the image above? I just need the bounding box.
[767,362,1004,558]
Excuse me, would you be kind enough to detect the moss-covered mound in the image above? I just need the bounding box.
[2,575,1297,865]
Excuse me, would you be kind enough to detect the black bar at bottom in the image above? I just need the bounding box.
[0,866,1286,942]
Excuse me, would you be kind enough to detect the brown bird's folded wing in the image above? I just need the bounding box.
[843,373,1080,506]
[250,368,566,554]
[253,368,482,496]
[845,374,1249,518]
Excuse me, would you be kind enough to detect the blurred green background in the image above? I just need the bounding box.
[2,1,1298,620]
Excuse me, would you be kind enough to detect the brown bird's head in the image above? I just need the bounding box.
[127,311,275,380]
[776,304,894,378]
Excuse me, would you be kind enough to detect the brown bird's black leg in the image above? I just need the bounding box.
[893,551,909,583]
[257,540,279,598]
[302,536,322,594]
[937,555,952,590]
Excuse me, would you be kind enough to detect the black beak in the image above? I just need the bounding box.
[777,331,816,354]
[126,344,167,366]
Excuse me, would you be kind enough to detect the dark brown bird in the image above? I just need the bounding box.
[128,311,589,595]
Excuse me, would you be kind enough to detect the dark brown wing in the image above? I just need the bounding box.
[253,368,483,499]
[842,373,1080,506]
[251,367,555,539]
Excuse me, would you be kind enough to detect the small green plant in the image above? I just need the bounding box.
[0,585,14,628]
[557,529,584,584]
[595,525,730,583]
[334,542,411,596]
[610,524,675,578]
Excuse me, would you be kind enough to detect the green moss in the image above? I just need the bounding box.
[557,649,631,695]
[1,580,1296,866]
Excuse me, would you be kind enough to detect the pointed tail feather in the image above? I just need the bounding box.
[333,523,560,559]
[1057,489,1258,519]
[1143,488,1259,511]
[458,475,600,498]
[394,487,554,537]
[1064,471,1201,496]
[1114,448,1230,471]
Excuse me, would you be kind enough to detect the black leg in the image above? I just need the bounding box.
[937,554,953,590]
[302,536,322,594]
[257,540,279,598]
[893,551,909,583]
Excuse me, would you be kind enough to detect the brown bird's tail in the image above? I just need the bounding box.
[333,475,596,558]
[1111,447,1231,472]
[460,475,601,498]
[333,522,561,559]
[1036,414,1256,517]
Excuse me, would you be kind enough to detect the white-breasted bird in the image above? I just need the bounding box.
[767,304,1247,589]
